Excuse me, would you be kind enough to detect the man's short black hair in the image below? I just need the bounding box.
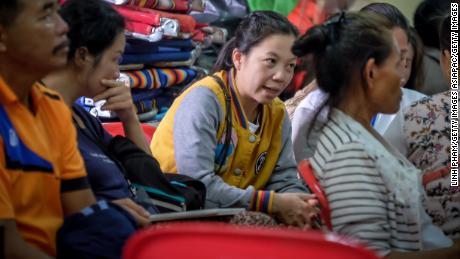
[0,0,22,26]
[414,0,450,49]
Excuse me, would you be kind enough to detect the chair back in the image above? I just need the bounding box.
[298,159,332,230]
[123,222,379,259]
[102,122,156,142]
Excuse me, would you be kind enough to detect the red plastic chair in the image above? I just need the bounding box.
[298,159,333,231]
[123,222,379,259]
[102,122,156,143]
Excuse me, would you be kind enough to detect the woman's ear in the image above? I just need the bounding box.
[231,48,243,70]
[74,47,90,68]
[362,57,376,90]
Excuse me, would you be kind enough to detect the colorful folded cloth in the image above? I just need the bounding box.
[176,32,192,39]
[152,59,195,67]
[152,107,169,121]
[131,89,157,102]
[198,25,228,44]
[115,5,196,33]
[121,51,193,65]
[125,67,197,89]
[120,64,144,71]
[192,29,205,42]
[126,21,156,35]
[150,48,200,67]
[125,42,159,54]
[127,0,189,12]
[103,0,129,4]
[134,99,157,114]
[138,109,158,122]
[126,0,205,12]
[125,18,179,37]
[189,0,248,23]
[125,29,163,42]
[127,38,195,52]
[158,17,180,37]
[190,0,205,12]
[115,6,161,26]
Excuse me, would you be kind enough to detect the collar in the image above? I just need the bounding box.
[0,75,44,106]
[227,69,249,129]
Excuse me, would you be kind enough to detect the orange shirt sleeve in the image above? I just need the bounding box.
[0,138,15,219]
[55,101,90,193]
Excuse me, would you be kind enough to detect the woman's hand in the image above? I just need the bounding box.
[112,198,151,228]
[272,193,319,229]
[93,79,137,123]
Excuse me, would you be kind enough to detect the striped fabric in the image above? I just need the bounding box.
[124,68,196,89]
[134,99,156,114]
[311,109,425,257]
[249,191,274,214]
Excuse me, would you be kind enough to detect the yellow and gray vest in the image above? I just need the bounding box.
[151,70,307,212]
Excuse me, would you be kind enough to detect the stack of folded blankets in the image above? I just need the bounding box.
[77,0,227,123]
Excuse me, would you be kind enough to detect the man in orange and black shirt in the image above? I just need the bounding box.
[0,0,96,258]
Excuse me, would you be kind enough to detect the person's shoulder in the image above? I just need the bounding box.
[401,88,426,102]
[271,97,290,112]
[35,83,64,102]
[405,90,449,115]
[431,90,450,104]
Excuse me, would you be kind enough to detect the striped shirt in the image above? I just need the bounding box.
[311,109,451,257]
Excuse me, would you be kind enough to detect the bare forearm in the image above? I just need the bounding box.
[2,220,53,259]
[61,189,96,216]
[121,112,151,155]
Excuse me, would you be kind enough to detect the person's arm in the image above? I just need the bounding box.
[382,109,408,156]
[291,106,315,163]
[266,111,309,193]
[60,189,96,216]
[112,198,150,227]
[94,79,151,155]
[319,142,393,257]
[266,112,319,228]
[0,145,52,259]
[1,220,52,259]
[60,108,96,215]
[172,87,255,209]
[322,142,459,258]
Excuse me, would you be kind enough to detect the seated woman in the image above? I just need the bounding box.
[291,3,426,162]
[150,11,318,228]
[43,0,152,227]
[384,15,459,238]
[292,12,458,257]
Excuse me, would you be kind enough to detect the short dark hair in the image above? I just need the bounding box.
[414,0,450,49]
[211,11,298,73]
[360,2,409,31]
[0,0,22,26]
[59,0,125,62]
[404,28,425,90]
[440,15,452,52]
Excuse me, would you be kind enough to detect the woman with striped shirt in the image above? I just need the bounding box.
[292,12,459,258]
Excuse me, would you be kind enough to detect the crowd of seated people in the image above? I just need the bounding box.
[0,0,458,258]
